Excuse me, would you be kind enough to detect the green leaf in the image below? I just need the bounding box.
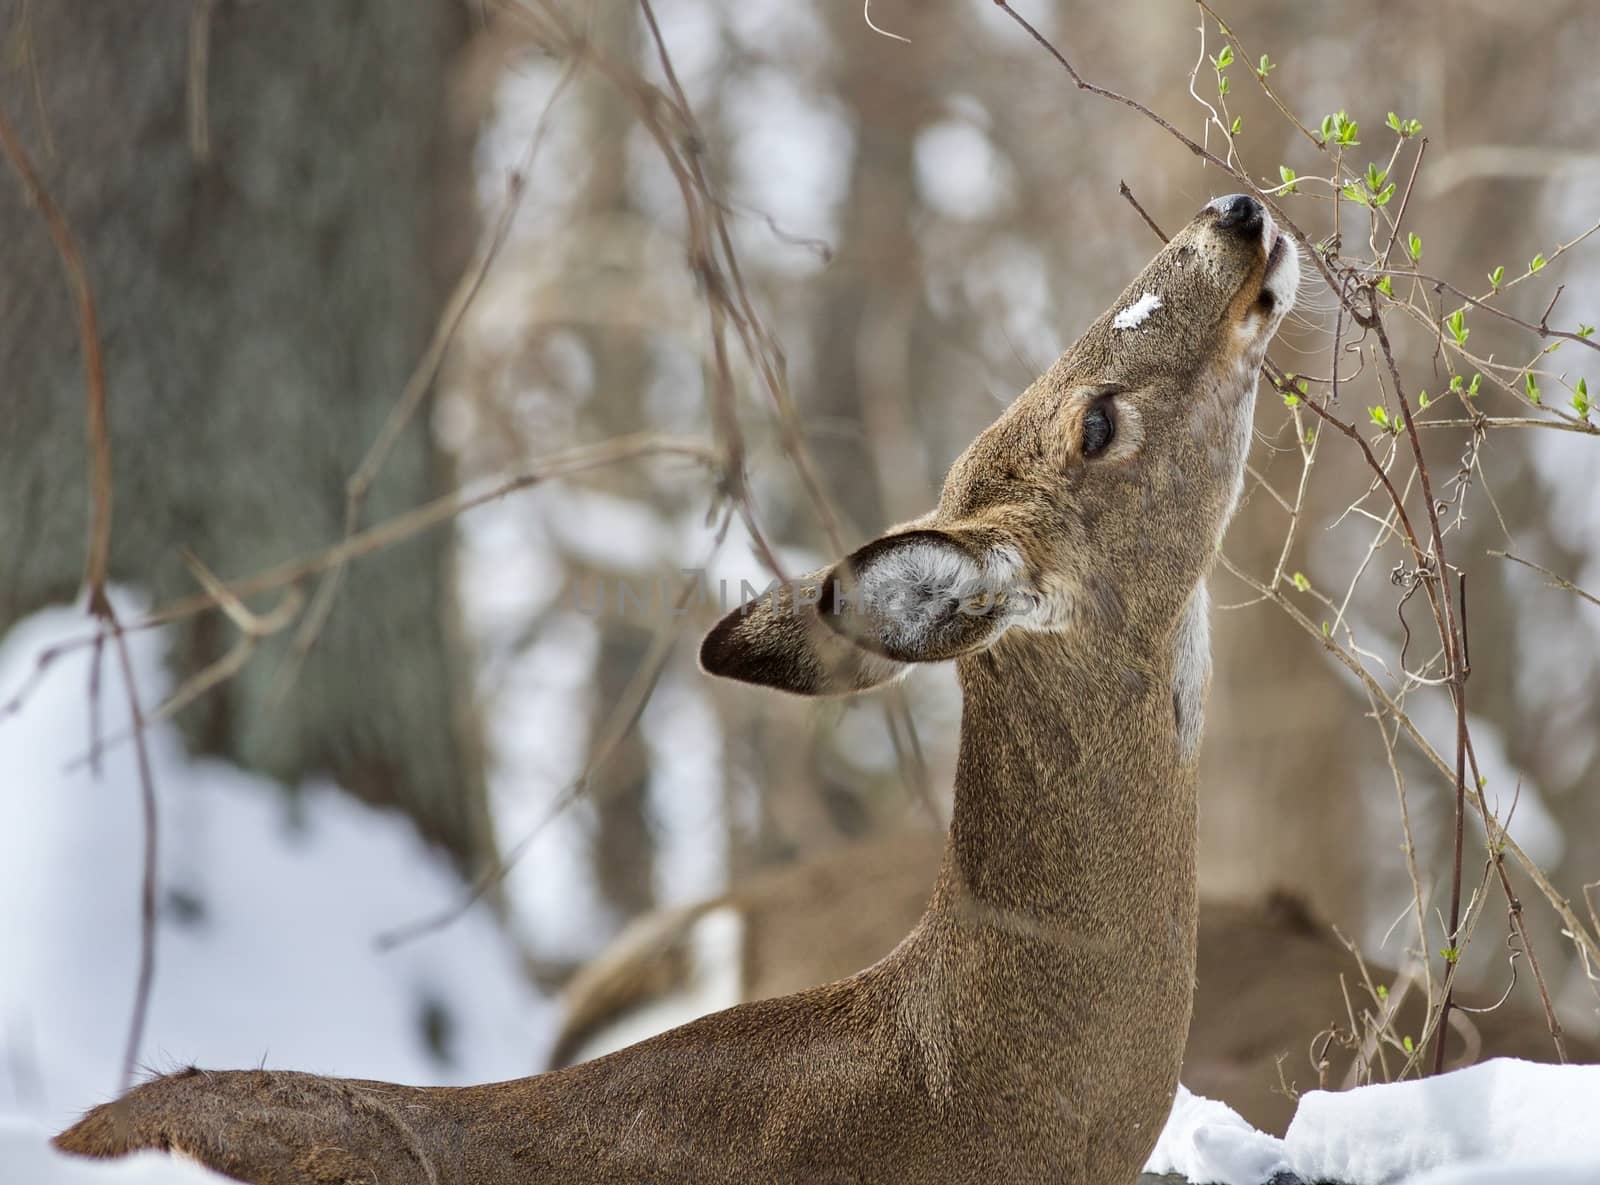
[1369,405,1391,429]
[1468,373,1482,397]
[1374,182,1397,207]
[1417,389,1430,409]
[1386,111,1422,137]
[1376,984,1389,1000]
[1579,324,1595,339]
[1449,374,1464,392]
[1574,377,1590,418]
[1278,164,1298,193]
[1403,1035,1415,1054]
[1365,162,1388,191]
[1321,620,1330,637]
[1257,54,1274,77]
[1525,371,1541,404]
[1407,232,1423,262]
[1530,253,1547,273]
[1214,44,1234,70]
[1488,265,1505,290]
[1376,274,1393,297]
[1321,110,1360,147]
[1447,307,1469,346]
[1439,946,1461,964]
[1291,571,1311,592]
[1342,182,1369,206]
[1231,115,1242,135]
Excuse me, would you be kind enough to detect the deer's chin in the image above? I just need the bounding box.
[1259,235,1300,318]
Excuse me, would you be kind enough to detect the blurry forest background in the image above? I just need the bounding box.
[2,0,1598,1129]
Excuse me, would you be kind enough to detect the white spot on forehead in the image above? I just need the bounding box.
[1112,292,1163,330]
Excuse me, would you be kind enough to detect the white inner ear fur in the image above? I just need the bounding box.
[857,539,1035,651]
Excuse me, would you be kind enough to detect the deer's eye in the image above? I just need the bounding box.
[1082,403,1116,457]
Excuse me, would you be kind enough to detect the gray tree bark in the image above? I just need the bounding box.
[0,0,490,868]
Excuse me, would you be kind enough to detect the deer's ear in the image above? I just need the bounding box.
[698,528,1033,697]
[820,528,1034,663]
[698,565,908,697]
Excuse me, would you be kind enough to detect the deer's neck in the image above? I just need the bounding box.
[895,589,1206,1159]
[930,584,1206,960]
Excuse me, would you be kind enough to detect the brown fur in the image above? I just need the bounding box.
[57,197,1296,1183]
[550,834,1597,1136]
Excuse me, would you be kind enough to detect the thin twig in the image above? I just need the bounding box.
[1118,180,1169,243]
[1489,550,1600,610]
[103,611,159,1092]
[375,510,734,951]
[0,104,114,616]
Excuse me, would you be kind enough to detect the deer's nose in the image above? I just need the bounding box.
[1208,193,1263,237]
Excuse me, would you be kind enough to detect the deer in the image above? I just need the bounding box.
[548,833,1600,1136]
[56,192,1299,1184]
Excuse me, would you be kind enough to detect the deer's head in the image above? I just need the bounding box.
[703,194,1297,695]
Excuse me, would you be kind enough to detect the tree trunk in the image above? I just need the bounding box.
[0,0,490,868]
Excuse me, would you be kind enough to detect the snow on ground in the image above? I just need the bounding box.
[1404,1164,1600,1185]
[0,1117,232,1184]
[3,604,1597,1185]
[1144,1083,1292,1182]
[1283,1059,1600,1184]
[0,594,548,1136]
[1146,1059,1600,1184]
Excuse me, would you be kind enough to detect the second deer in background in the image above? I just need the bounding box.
[550,833,1596,1136]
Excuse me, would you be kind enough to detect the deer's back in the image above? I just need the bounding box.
[55,966,1083,1185]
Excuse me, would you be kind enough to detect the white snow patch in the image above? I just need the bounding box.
[1283,1058,1600,1184]
[1404,1163,1600,1185]
[1112,291,1162,330]
[1144,1059,1600,1184]
[1,1117,233,1184]
[0,593,547,1132]
[1143,1083,1291,1182]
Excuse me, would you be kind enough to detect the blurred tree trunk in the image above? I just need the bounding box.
[720,2,948,881]
[570,3,658,923]
[0,1,491,868]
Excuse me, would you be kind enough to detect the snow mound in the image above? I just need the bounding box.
[1284,1058,1600,1185]
[1144,1083,1291,1182]
[1403,1163,1600,1185]
[1146,1058,1600,1184]
[0,1117,230,1184]
[0,594,548,1132]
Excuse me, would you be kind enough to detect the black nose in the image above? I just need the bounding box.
[1210,193,1263,236]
